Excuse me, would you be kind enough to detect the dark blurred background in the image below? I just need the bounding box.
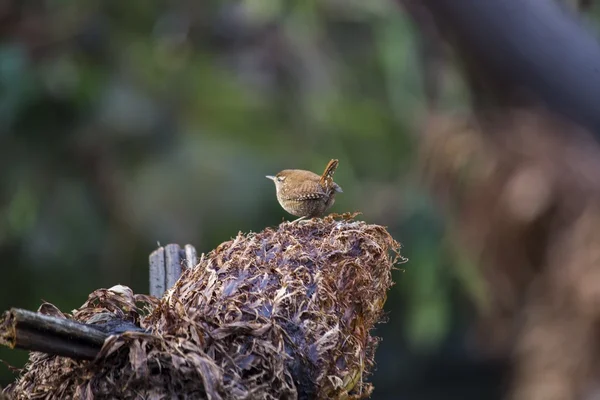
[0,1,509,398]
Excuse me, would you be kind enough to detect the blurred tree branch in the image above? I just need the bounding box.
[400,0,600,136]
[404,1,600,399]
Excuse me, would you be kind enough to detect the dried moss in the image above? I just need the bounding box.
[5,213,404,399]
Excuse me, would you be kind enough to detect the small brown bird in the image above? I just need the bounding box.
[266,159,343,219]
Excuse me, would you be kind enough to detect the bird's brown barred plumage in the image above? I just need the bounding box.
[266,159,343,218]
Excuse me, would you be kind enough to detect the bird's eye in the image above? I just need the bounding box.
[277,176,285,182]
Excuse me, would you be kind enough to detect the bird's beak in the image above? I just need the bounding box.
[335,185,343,193]
[266,175,276,181]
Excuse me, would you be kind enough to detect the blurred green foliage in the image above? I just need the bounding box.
[0,0,493,398]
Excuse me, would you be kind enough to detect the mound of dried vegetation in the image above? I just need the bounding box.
[4,213,404,399]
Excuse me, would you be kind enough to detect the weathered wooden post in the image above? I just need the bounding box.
[149,243,197,297]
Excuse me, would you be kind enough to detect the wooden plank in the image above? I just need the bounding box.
[150,244,197,297]
[184,244,198,270]
[164,244,182,290]
[149,247,166,298]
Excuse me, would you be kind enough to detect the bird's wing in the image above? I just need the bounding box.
[280,180,327,201]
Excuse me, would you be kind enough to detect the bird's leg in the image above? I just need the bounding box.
[290,216,307,224]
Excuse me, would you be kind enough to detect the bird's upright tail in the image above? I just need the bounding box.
[319,159,339,186]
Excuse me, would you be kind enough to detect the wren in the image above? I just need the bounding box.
[266,159,343,218]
